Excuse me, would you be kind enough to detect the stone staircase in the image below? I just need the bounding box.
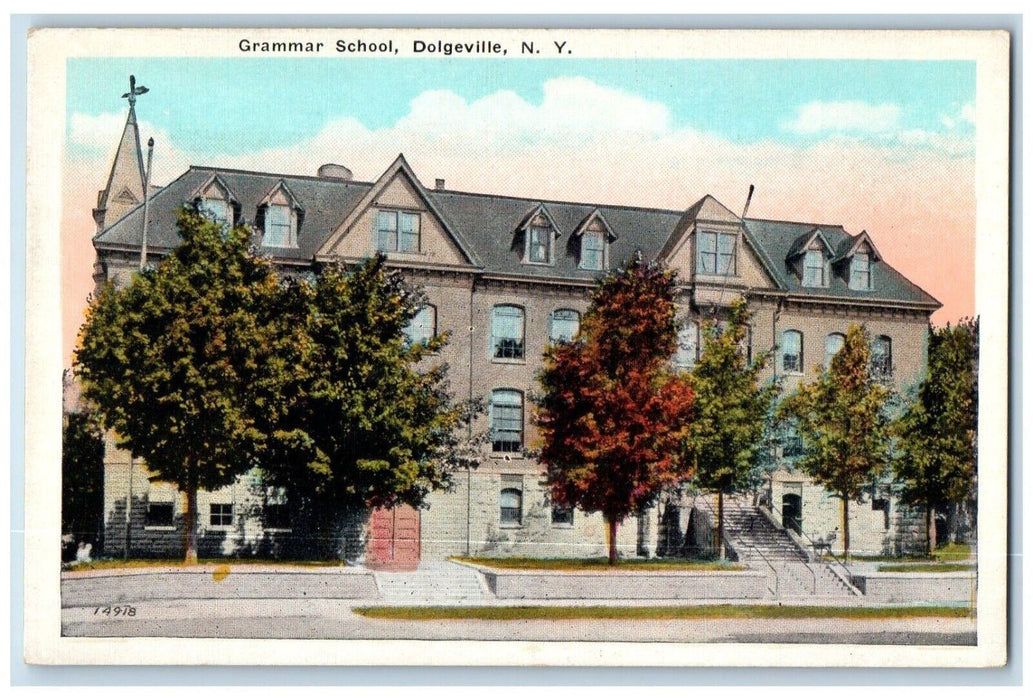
[372,560,491,604]
[720,497,860,599]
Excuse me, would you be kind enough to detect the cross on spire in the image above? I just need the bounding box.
[121,74,149,107]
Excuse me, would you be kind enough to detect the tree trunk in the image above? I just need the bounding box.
[183,472,199,565]
[841,496,850,559]
[717,491,725,560]
[925,503,935,556]
[606,517,618,565]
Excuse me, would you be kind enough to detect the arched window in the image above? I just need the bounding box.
[490,389,524,452]
[491,305,525,359]
[824,332,846,368]
[500,485,523,525]
[676,321,700,370]
[403,305,436,346]
[872,335,892,378]
[781,330,803,374]
[580,231,606,270]
[549,309,580,343]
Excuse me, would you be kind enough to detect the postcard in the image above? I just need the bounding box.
[23,26,1009,667]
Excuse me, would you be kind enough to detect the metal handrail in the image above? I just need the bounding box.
[695,495,780,598]
[765,498,855,582]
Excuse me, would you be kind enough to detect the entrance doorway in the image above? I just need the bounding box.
[366,504,421,570]
[782,493,803,535]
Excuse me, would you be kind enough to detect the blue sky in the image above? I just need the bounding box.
[66,57,975,156]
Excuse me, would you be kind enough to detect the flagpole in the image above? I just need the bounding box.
[139,137,155,271]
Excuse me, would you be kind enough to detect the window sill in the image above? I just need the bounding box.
[263,527,293,534]
[522,260,555,267]
[781,371,804,377]
[551,523,575,530]
[207,525,235,532]
[499,523,524,530]
[491,357,526,365]
[143,525,176,532]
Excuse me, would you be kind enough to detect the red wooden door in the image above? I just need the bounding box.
[366,504,421,570]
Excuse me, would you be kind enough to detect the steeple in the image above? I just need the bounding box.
[92,75,149,232]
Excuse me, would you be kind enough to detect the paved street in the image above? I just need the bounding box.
[61,565,977,645]
[61,597,976,644]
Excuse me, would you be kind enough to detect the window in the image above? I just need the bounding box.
[781,330,803,374]
[201,198,233,227]
[580,232,606,270]
[145,502,174,527]
[549,309,580,344]
[783,434,804,459]
[871,335,892,378]
[490,390,524,453]
[264,487,290,530]
[500,477,523,526]
[491,305,525,360]
[850,252,872,290]
[697,231,737,276]
[376,210,420,253]
[551,503,574,526]
[210,503,233,527]
[824,332,846,368]
[263,204,297,247]
[675,322,699,370]
[803,249,827,287]
[403,305,436,346]
[527,225,552,264]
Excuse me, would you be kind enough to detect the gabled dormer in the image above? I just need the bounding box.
[316,154,479,269]
[658,195,780,296]
[516,204,561,266]
[256,180,303,248]
[833,230,883,291]
[190,174,239,228]
[786,227,835,288]
[571,208,616,271]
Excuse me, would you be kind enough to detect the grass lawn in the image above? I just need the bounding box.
[830,543,973,565]
[877,563,975,573]
[451,556,743,571]
[63,558,346,572]
[353,604,974,621]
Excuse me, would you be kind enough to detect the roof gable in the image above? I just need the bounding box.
[787,227,835,260]
[317,154,480,267]
[833,230,883,263]
[572,208,618,241]
[191,174,238,204]
[258,179,303,211]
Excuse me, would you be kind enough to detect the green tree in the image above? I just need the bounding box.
[893,319,978,554]
[687,298,778,558]
[262,257,477,559]
[778,324,892,557]
[537,257,695,564]
[74,211,292,563]
[62,410,106,554]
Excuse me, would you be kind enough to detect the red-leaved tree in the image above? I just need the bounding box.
[537,257,695,564]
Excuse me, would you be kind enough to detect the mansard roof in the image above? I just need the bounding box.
[93,161,940,309]
[743,217,937,306]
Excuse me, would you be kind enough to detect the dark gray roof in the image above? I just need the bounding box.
[94,166,374,262]
[95,164,939,309]
[743,218,939,306]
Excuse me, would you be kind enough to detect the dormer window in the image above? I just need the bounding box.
[263,204,297,247]
[580,231,606,270]
[698,231,736,276]
[850,252,872,290]
[802,248,828,287]
[376,210,421,253]
[200,197,233,227]
[527,225,552,264]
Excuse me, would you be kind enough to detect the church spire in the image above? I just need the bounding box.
[92,75,149,232]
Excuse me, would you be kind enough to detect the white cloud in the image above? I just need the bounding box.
[783,100,902,135]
